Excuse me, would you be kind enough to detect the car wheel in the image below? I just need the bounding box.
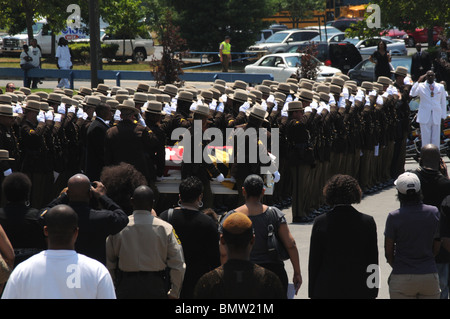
[133,49,147,62]
[407,37,415,48]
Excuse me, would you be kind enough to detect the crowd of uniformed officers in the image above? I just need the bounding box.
[0,67,412,222]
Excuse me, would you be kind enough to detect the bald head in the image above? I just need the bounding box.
[43,204,78,249]
[420,144,441,170]
[131,185,154,211]
[67,174,91,203]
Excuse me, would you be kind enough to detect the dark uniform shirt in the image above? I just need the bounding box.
[194,259,286,299]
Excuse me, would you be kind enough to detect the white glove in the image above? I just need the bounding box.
[273,171,280,183]
[216,173,225,183]
[209,100,217,111]
[369,90,377,97]
[37,111,45,123]
[266,95,275,103]
[376,95,384,105]
[190,102,197,112]
[57,104,66,114]
[138,113,146,126]
[220,94,228,103]
[286,95,293,103]
[338,96,346,108]
[342,87,349,100]
[14,104,23,114]
[216,102,224,113]
[82,112,88,120]
[310,101,318,110]
[76,108,84,118]
[281,110,288,117]
[54,113,62,123]
[114,110,121,121]
[260,100,268,111]
[239,102,250,113]
[45,111,54,121]
[67,106,76,114]
[272,100,278,111]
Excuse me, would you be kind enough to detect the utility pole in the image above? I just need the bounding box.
[89,0,100,88]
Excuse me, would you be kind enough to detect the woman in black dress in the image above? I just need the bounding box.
[308,174,379,299]
[370,40,392,81]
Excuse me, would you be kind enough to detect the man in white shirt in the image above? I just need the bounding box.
[410,70,448,149]
[28,39,42,89]
[1,204,116,299]
[56,38,72,89]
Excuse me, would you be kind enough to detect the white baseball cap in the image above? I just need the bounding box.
[394,172,421,194]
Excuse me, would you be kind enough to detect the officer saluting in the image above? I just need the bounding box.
[104,99,156,185]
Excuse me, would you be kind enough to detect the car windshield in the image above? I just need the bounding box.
[265,32,289,43]
[284,55,320,67]
[391,57,411,72]
[344,38,360,45]
[19,23,44,35]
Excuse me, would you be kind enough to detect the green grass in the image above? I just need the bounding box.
[0,56,251,72]
[0,57,153,71]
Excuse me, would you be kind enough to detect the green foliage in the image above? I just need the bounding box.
[101,0,147,39]
[150,10,186,86]
[344,5,386,40]
[374,0,450,45]
[68,42,119,64]
[295,43,320,80]
[169,0,276,52]
[276,0,325,28]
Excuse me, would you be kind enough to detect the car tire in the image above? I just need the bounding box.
[133,48,147,62]
[407,37,415,48]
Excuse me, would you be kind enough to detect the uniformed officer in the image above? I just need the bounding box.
[19,100,53,208]
[181,103,224,209]
[285,100,313,223]
[104,99,157,186]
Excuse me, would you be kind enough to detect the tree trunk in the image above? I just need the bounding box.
[25,1,34,44]
[428,27,434,47]
[89,0,101,88]
[122,38,126,62]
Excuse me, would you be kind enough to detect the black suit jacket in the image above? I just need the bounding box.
[85,118,110,181]
[42,193,128,265]
[308,205,379,299]
[411,51,432,81]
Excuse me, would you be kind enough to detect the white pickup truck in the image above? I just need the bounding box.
[1,20,88,56]
[99,29,155,62]
[1,20,155,62]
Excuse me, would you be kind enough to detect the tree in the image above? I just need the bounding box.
[150,10,187,86]
[344,6,387,40]
[101,0,148,61]
[168,0,275,52]
[295,43,320,80]
[374,0,450,46]
[276,0,325,29]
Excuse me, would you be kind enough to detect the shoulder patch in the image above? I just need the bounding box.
[173,229,181,245]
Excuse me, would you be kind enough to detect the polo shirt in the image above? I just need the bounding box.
[384,203,440,274]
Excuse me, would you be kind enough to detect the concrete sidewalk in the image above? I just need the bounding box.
[285,157,424,299]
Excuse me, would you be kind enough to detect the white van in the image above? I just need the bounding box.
[1,19,88,56]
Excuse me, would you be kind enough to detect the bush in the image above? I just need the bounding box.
[68,42,119,64]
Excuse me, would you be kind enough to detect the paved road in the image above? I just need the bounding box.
[283,157,433,299]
